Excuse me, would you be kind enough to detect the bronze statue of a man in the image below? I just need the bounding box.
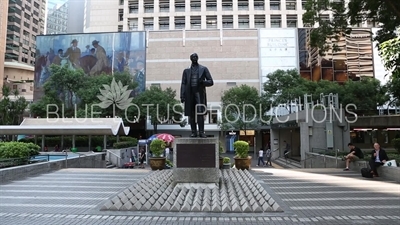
[180,53,214,138]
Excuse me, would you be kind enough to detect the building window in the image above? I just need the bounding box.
[144,0,154,13]
[319,14,330,23]
[270,0,280,10]
[254,15,265,28]
[128,19,138,30]
[190,16,201,29]
[190,0,201,11]
[159,17,169,30]
[159,0,169,12]
[222,0,233,10]
[238,0,248,10]
[222,15,233,28]
[175,16,185,29]
[238,15,249,28]
[271,15,281,28]
[206,15,217,29]
[129,1,138,13]
[206,0,217,11]
[118,25,123,32]
[254,0,264,10]
[287,15,297,27]
[119,0,124,5]
[175,0,185,12]
[286,0,296,10]
[118,9,123,21]
[143,17,154,30]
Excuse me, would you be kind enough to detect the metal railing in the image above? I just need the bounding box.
[304,148,341,168]
[106,150,122,168]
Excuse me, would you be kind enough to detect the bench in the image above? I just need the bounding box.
[351,160,400,182]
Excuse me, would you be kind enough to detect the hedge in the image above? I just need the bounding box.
[0,142,40,159]
[18,136,138,149]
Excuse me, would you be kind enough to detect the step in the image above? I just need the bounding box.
[274,158,302,169]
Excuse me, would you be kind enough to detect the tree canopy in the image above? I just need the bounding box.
[380,34,400,105]
[30,65,137,118]
[130,85,183,133]
[303,0,400,56]
[0,86,29,125]
[262,69,387,115]
[220,84,263,130]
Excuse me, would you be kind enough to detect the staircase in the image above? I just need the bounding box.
[106,161,116,169]
[273,157,302,169]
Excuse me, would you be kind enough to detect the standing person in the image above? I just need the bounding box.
[139,148,146,169]
[343,143,364,171]
[265,148,272,166]
[64,39,81,69]
[89,40,109,75]
[283,140,290,159]
[369,143,389,177]
[165,146,170,160]
[257,148,265,166]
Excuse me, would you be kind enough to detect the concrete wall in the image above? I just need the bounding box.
[106,148,135,168]
[0,153,106,184]
[146,29,260,102]
[270,109,350,161]
[349,115,400,128]
[304,152,345,168]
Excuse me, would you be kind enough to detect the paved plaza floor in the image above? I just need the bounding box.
[0,167,399,225]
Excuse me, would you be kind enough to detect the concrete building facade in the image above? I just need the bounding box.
[4,0,46,100]
[0,0,9,96]
[46,0,85,34]
[145,29,259,138]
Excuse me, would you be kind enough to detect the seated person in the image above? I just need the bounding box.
[343,143,364,171]
[369,142,389,177]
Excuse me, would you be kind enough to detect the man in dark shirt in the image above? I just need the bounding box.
[343,143,364,171]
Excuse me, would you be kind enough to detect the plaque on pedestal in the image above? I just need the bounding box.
[173,137,220,183]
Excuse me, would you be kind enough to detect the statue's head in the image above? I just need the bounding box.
[190,53,198,64]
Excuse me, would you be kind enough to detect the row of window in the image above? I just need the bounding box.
[125,14,300,30]
[124,0,307,15]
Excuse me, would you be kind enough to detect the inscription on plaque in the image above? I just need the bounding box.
[176,144,215,168]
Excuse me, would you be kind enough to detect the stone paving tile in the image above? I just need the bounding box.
[0,168,399,225]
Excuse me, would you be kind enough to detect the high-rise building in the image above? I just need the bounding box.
[4,0,47,101]
[0,0,9,96]
[46,0,85,34]
[84,0,312,32]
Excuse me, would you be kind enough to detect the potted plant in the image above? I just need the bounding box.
[219,141,224,169]
[233,140,250,170]
[222,157,231,169]
[149,139,166,170]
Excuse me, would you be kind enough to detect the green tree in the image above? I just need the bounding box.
[303,0,400,56]
[341,78,389,115]
[220,84,262,131]
[380,34,400,105]
[262,69,309,113]
[131,86,182,133]
[0,86,29,125]
[30,66,137,119]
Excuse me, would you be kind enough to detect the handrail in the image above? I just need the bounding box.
[106,150,121,167]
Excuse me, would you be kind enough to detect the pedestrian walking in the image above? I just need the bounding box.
[257,148,265,166]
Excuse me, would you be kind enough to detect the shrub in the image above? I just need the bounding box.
[113,141,137,149]
[234,140,249,158]
[223,157,230,164]
[219,141,224,156]
[150,139,165,157]
[391,138,400,154]
[19,136,138,148]
[0,142,40,159]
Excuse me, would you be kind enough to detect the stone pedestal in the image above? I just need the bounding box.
[173,137,219,183]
